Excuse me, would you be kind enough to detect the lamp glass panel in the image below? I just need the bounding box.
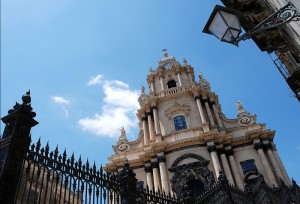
[223,29,240,42]
[208,12,228,40]
[220,11,241,32]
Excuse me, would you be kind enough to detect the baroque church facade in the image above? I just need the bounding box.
[107,51,292,199]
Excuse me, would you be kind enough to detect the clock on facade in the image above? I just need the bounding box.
[163,62,173,69]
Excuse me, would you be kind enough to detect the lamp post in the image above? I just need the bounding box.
[203,2,300,101]
[203,2,300,46]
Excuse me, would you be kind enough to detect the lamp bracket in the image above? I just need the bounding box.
[235,2,300,45]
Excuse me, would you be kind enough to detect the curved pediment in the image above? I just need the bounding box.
[171,153,209,168]
[165,103,190,119]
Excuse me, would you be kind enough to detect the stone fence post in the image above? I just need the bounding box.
[0,91,38,204]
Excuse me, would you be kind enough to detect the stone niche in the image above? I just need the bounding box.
[169,153,214,199]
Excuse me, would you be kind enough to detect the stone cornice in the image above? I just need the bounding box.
[107,128,276,170]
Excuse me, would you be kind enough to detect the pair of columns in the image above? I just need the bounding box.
[144,154,170,193]
[207,144,244,189]
[142,106,161,144]
[195,95,223,132]
[253,139,290,186]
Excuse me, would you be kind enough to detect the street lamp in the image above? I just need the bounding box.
[203,2,300,46]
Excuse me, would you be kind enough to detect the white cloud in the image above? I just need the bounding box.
[51,96,70,118]
[79,75,139,138]
[51,96,70,105]
[87,74,103,86]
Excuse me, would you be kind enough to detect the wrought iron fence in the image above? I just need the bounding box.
[15,139,120,204]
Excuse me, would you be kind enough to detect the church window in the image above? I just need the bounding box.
[174,115,187,131]
[240,159,257,174]
[167,80,177,88]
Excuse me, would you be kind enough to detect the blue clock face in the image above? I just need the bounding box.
[163,62,173,69]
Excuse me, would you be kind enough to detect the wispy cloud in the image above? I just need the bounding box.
[51,96,70,118]
[79,75,139,138]
[51,96,70,105]
[87,74,104,86]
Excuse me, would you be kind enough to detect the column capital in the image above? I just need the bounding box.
[254,142,263,150]
[264,143,273,151]
[151,105,158,110]
[144,166,153,173]
[217,148,225,155]
[226,149,234,156]
[151,162,159,169]
[194,95,201,101]
[157,156,166,163]
[141,116,147,121]
[207,145,217,153]
[203,98,209,103]
[146,112,152,116]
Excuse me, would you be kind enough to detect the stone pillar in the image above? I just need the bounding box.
[208,144,222,180]
[203,97,215,127]
[142,116,149,145]
[144,163,154,190]
[210,99,223,129]
[151,159,161,192]
[254,141,277,186]
[226,149,244,189]
[187,70,193,84]
[157,153,170,193]
[0,91,38,204]
[159,73,164,91]
[218,148,234,185]
[264,142,284,181]
[195,95,209,132]
[272,143,291,185]
[149,78,155,93]
[151,106,161,135]
[147,111,155,141]
[176,71,182,86]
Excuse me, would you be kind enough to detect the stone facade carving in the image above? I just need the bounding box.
[169,153,214,199]
[112,126,130,153]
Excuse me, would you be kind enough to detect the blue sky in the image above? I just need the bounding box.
[2,0,300,182]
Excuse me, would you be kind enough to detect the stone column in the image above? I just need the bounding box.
[151,106,161,134]
[254,142,277,186]
[272,143,291,185]
[150,82,155,93]
[203,97,215,127]
[151,159,161,192]
[157,153,170,193]
[176,71,182,86]
[142,115,149,145]
[208,144,222,180]
[147,111,155,141]
[195,95,209,132]
[159,73,164,91]
[210,99,223,129]
[226,149,244,189]
[264,143,284,181]
[144,163,154,190]
[218,148,234,185]
[187,70,193,84]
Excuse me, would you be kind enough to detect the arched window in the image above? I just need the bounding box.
[186,179,205,197]
[167,80,177,88]
[173,115,187,131]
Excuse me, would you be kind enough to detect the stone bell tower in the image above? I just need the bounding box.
[107,51,291,199]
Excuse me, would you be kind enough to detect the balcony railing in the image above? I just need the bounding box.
[158,85,191,98]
